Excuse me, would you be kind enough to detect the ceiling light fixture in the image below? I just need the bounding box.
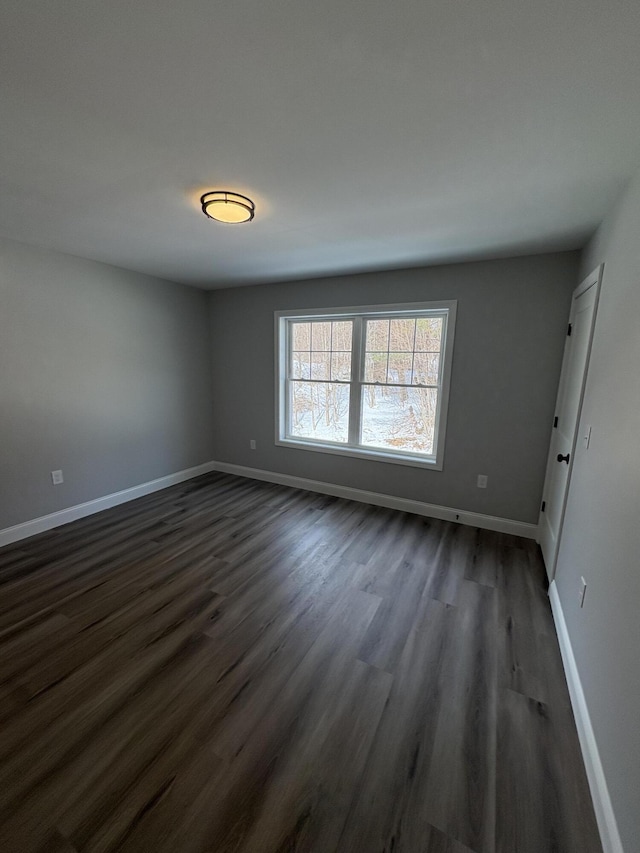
[200,190,255,224]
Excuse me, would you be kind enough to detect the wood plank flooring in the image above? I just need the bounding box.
[0,472,602,853]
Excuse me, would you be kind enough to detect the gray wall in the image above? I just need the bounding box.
[210,252,578,523]
[0,237,215,530]
[555,171,640,851]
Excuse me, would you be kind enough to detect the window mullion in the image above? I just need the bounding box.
[348,317,364,446]
[410,318,417,385]
[385,318,390,383]
[285,320,292,437]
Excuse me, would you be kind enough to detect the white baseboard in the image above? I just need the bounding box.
[0,458,538,548]
[211,461,538,539]
[549,581,623,853]
[0,461,217,549]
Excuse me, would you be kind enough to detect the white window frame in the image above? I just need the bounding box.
[275,301,457,470]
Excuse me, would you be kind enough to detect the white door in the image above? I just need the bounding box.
[539,265,603,581]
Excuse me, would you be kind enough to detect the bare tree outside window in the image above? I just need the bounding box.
[361,316,442,455]
[278,303,456,468]
[290,321,352,443]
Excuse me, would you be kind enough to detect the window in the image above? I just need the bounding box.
[275,301,456,469]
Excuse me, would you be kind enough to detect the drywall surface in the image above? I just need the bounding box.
[210,252,578,523]
[0,237,215,529]
[555,171,640,851]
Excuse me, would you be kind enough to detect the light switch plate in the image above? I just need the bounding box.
[51,469,64,485]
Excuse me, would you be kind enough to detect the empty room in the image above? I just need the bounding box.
[1,1,638,852]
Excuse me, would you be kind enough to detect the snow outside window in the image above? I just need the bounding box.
[275,302,456,470]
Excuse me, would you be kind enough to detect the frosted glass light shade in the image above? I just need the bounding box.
[200,191,255,224]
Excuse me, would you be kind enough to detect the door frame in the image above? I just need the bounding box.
[538,263,603,581]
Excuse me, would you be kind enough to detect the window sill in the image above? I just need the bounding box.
[276,437,443,471]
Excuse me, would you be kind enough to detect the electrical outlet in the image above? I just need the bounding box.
[250,440,256,450]
[579,576,587,608]
[477,474,488,489]
[51,469,64,485]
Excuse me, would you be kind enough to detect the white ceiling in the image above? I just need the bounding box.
[1,0,640,289]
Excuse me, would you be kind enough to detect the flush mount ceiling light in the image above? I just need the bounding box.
[200,190,255,224]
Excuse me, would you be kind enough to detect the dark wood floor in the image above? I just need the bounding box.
[0,472,601,853]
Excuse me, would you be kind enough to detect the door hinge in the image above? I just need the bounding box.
[567,323,572,336]
[553,416,558,428]
[541,501,546,512]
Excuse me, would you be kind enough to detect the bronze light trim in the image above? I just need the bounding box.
[200,191,255,224]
